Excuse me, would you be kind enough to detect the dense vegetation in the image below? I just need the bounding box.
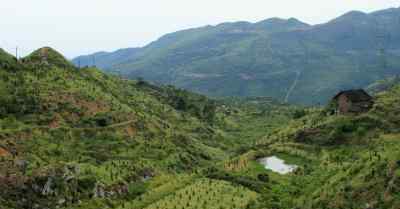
[2,47,400,209]
[0,47,295,209]
[73,7,400,105]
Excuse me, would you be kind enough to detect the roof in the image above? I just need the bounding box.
[333,89,373,102]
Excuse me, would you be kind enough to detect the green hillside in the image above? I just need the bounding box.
[73,7,400,105]
[0,47,294,209]
[367,76,400,95]
[3,47,400,209]
[222,84,400,208]
[0,47,227,209]
[73,48,142,69]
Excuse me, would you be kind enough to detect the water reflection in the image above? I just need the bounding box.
[258,156,297,174]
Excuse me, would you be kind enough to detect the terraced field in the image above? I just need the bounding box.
[142,178,257,209]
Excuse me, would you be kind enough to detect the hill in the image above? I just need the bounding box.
[207,83,400,209]
[23,47,75,69]
[0,48,19,69]
[3,47,400,209]
[0,47,263,209]
[73,7,400,105]
[1,47,301,209]
[367,75,400,95]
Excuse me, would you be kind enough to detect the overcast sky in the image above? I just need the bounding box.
[1,0,399,58]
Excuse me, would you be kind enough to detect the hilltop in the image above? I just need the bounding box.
[73,7,400,105]
[22,47,75,69]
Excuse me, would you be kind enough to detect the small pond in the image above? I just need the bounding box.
[258,156,298,174]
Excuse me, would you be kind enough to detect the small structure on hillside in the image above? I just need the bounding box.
[330,89,374,114]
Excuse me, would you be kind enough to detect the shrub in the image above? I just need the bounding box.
[293,109,307,119]
[257,173,269,182]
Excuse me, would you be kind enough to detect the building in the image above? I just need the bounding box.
[331,89,374,114]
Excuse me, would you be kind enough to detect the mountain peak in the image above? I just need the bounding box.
[23,47,73,68]
[255,17,310,32]
[256,17,289,25]
[331,10,367,23]
[371,7,400,16]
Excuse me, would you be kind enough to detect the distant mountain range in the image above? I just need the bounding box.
[73,7,400,105]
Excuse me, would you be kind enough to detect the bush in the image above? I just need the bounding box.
[293,109,307,119]
[257,173,269,182]
[356,126,367,137]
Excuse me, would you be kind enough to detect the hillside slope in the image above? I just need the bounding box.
[0,47,237,209]
[3,47,400,209]
[73,47,142,69]
[73,7,400,105]
[1,47,304,209]
[233,84,400,208]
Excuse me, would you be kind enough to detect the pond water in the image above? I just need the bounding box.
[258,156,298,174]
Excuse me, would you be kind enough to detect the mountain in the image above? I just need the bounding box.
[72,7,400,105]
[73,47,141,69]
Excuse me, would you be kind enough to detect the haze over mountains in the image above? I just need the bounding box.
[73,7,400,104]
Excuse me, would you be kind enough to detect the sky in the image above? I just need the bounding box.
[1,0,399,58]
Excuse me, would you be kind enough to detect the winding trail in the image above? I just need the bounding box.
[6,120,138,134]
[284,71,301,103]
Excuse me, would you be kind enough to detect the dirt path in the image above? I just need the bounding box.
[284,71,301,103]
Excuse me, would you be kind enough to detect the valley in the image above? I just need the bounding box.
[1,47,400,209]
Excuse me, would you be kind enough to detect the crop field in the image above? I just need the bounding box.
[142,178,257,209]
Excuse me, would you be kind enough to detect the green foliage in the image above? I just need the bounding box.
[0,47,237,209]
[3,46,400,209]
[292,109,307,119]
[74,8,400,105]
[141,178,257,209]
[0,49,18,70]
[127,182,147,198]
[22,47,75,69]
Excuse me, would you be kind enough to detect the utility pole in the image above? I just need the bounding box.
[15,47,18,60]
[78,57,81,69]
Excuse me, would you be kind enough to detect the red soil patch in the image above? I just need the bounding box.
[0,147,11,157]
[49,114,62,129]
[45,92,111,119]
[124,126,136,137]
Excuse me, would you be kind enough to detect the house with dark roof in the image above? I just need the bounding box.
[330,89,374,114]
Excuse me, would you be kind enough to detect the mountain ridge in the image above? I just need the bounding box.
[73,7,400,105]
